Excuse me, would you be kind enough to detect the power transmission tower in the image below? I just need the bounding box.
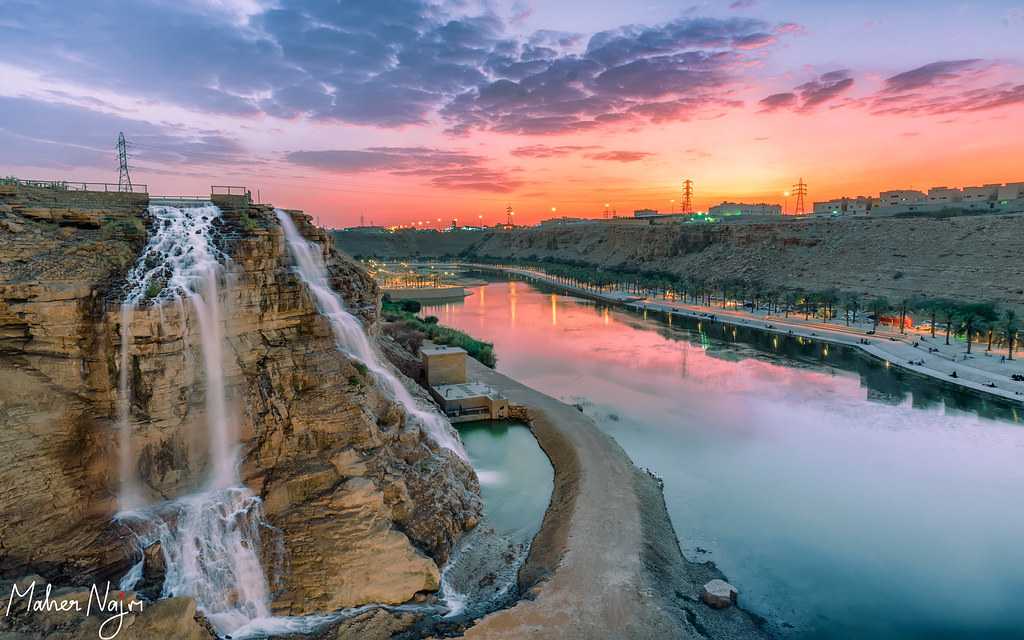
[117,132,133,192]
[506,204,514,227]
[793,178,808,215]
[681,179,694,214]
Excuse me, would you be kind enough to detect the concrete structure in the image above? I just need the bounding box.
[420,345,509,422]
[927,186,963,204]
[422,345,468,386]
[708,202,782,217]
[633,208,659,218]
[812,196,872,216]
[431,382,510,422]
[963,184,1000,203]
[879,190,926,207]
[540,216,590,226]
[998,182,1024,202]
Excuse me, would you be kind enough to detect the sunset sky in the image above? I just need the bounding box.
[2,0,1023,227]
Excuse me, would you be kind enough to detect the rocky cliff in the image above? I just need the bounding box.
[0,185,480,620]
[335,214,1024,311]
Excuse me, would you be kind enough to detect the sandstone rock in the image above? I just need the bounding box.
[134,542,166,598]
[702,579,738,609]
[329,608,420,640]
[0,198,480,617]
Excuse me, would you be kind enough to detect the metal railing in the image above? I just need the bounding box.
[211,185,250,197]
[0,177,148,193]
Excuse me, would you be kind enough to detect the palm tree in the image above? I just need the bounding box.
[937,300,958,345]
[896,296,913,334]
[868,297,891,331]
[956,303,998,355]
[1003,309,1019,360]
[842,293,861,326]
[915,297,940,338]
[784,290,801,318]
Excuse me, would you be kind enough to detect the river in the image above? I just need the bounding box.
[425,278,1024,639]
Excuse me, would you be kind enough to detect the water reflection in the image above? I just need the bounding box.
[426,278,1024,639]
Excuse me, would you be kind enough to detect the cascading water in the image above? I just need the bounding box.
[115,204,273,636]
[274,209,467,459]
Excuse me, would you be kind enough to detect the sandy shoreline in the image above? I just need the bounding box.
[463,358,770,640]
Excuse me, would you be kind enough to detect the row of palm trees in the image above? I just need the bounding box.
[481,258,1021,360]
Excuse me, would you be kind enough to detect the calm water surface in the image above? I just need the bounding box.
[427,279,1024,639]
[458,420,553,541]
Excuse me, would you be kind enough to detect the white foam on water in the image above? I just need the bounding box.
[474,469,504,486]
[116,205,271,637]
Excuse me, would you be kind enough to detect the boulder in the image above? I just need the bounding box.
[701,579,738,609]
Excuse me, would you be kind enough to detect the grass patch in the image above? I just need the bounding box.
[382,298,496,368]
[238,211,259,232]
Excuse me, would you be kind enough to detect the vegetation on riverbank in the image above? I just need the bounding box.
[467,256,1020,359]
[381,297,497,367]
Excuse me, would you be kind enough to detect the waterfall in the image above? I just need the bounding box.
[274,209,467,459]
[116,204,272,636]
[117,303,143,510]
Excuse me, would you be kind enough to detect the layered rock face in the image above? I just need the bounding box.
[0,186,480,616]
[334,214,1024,312]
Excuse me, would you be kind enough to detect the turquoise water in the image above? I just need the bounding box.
[428,279,1024,639]
[457,420,553,542]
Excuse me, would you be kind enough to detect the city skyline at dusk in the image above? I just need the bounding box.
[2,0,1023,226]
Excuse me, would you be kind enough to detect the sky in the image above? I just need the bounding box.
[1,0,1023,227]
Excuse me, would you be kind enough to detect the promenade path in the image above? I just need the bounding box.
[463,263,1024,406]
[463,358,770,640]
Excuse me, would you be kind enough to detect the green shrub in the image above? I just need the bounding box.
[238,211,259,232]
[144,280,163,299]
[398,299,422,313]
[380,299,496,367]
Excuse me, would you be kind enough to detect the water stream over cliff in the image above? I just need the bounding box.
[275,209,466,459]
[115,204,274,635]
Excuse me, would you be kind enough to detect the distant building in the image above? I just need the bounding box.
[809,180,1024,218]
[812,196,872,216]
[879,190,926,206]
[707,202,782,217]
[927,186,962,204]
[633,208,659,218]
[540,216,589,226]
[998,182,1024,201]
[962,184,1000,202]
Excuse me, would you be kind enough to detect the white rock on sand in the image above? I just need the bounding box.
[702,579,738,609]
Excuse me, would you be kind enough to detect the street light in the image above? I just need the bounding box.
[783,190,791,215]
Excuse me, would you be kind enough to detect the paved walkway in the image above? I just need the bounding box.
[463,359,770,640]
[463,263,1024,406]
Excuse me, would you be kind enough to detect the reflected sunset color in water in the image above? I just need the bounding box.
[427,278,1024,639]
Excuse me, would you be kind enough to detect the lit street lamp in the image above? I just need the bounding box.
[783,190,791,215]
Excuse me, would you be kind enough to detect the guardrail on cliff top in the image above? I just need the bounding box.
[0,177,148,193]
[211,185,251,198]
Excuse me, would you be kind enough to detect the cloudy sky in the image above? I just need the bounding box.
[2,0,1023,226]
